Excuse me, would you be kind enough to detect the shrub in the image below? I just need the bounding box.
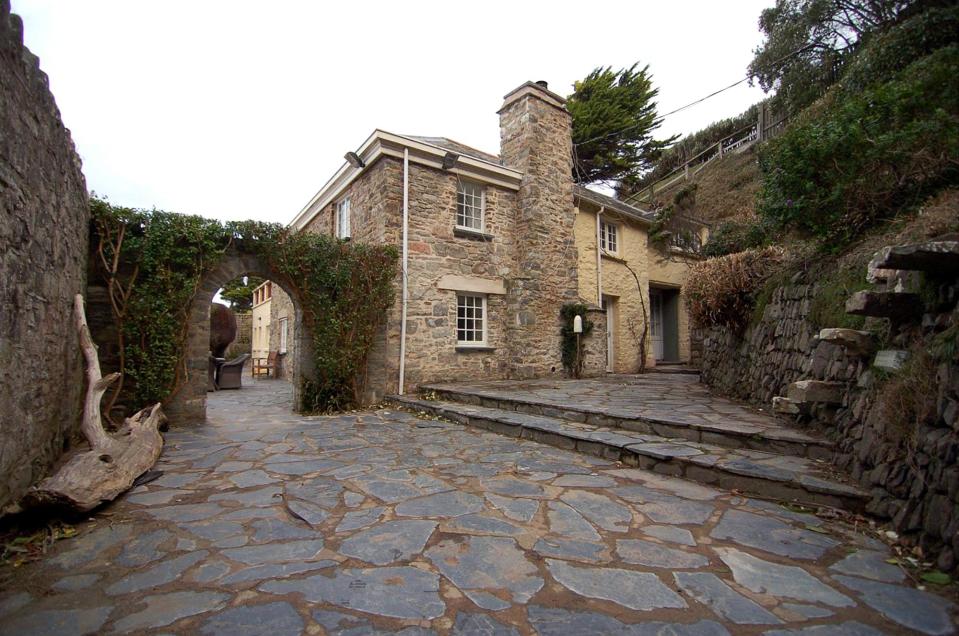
[560,303,594,378]
[702,218,774,258]
[758,47,959,247]
[686,247,787,331]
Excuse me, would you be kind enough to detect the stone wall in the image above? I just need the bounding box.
[699,266,959,571]
[226,311,252,358]
[0,1,89,510]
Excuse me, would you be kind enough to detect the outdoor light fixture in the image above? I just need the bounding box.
[573,315,583,333]
[344,151,365,169]
[441,152,459,170]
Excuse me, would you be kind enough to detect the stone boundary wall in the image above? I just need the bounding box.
[700,276,959,571]
[0,1,89,510]
[226,311,252,358]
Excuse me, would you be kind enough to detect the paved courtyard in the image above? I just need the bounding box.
[0,379,955,635]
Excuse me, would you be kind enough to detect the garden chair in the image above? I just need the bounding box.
[217,354,250,389]
[252,351,278,378]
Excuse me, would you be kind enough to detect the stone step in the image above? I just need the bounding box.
[786,380,845,405]
[771,396,805,415]
[421,383,833,461]
[646,364,700,376]
[845,290,921,322]
[386,396,868,512]
[817,328,876,356]
[870,240,959,275]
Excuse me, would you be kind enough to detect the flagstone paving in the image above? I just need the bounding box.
[0,379,956,635]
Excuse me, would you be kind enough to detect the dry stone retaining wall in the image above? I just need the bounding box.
[0,1,89,510]
[699,271,959,571]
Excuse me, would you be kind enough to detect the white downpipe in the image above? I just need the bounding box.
[398,149,410,394]
[595,207,604,304]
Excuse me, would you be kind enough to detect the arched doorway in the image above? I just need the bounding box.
[164,250,314,424]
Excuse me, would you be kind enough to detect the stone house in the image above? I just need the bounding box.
[249,279,294,378]
[277,80,703,399]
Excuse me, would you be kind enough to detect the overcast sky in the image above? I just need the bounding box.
[14,1,772,225]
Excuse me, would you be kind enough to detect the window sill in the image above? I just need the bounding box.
[455,345,496,353]
[453,227,494,242]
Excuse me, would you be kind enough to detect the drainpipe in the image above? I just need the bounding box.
[595,207,604,304]
[398,148,410,394]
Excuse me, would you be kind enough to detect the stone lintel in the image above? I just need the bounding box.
[437,274,506,295]
[845,291,921,321]
[871,241,959,275]
[817,328,876,355]
[873,350,909,373]
[787,380,844,405]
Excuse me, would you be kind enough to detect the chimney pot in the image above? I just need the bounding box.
[535,80,548,89]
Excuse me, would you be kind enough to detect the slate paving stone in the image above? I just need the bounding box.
[546,559,687,611]
[762,622,885,635]
[828,550,905,583]
[444,513,524,537]
[147,502,224,523]
[192,560,232,583]
[546,501,601,541]
[106,550,208,595]
[833,574,955,635]
[552,474,616,487]
[395,491,485,518]
[526,606,730,636]
[481,477,548,498]
[533,537,608,563]
[779,604,834,620]
[710,509,838,560]
[716,548,854,608]
[336,506,386,532]
[251,518,317,542]
[284,498,330,527]
[48,524,133,568]
[115,528,173,567]
[343,491,365,507]
[229,469,277,488]
[126,488,190,505]
[221,539,325,565]
[674,571,782,624]
[199,601,304,636]
[426,536,543,610]
[112,591,231,632]
[0,606,113,636]
[51,573,100,592]
[209,484,282,506]
[183,519,248,548]
[0,592,32,618]
[451,612,520,636]
[559,490,632,532]
[266,458,345,475]
[643,524,697,546]
[261,566,445,620]
[339,520,437,565]
[219,560,337,585]
[617,538,709,569]
[485,494,539,522]
[284,476,344,508]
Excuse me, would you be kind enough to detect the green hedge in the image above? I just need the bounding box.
[757,47,959,246]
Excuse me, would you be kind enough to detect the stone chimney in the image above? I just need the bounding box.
[498,81,579,378]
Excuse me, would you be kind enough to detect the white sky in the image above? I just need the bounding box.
[13,0,772,225]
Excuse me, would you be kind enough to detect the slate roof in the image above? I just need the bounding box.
[405,136,504,166]
[573,185,657,224]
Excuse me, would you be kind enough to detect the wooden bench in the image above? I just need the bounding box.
[252,351,278,378]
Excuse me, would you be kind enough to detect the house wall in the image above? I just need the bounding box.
[268,285,296,380]
[574,204,653,372]
[647,247,696,363]
[0,1,89,511]
[251,288,271,360]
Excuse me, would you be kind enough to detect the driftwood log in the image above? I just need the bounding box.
[22,294,165,512]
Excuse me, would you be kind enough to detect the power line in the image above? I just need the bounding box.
[574,42,818,148]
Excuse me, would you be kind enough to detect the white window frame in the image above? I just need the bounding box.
[455,180,485,232]
[600,219,618,255]
[279,317,289,354]
[336,197,351,239]
[456,293,486,346]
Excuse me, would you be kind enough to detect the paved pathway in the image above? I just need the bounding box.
[0,380,955,635]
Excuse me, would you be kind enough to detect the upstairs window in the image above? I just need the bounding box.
[336,197,351,239]
[456,293,485,345]
[456,181,484,231]
[600,219,618,254]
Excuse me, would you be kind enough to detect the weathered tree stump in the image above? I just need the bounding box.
[21,294,165,512]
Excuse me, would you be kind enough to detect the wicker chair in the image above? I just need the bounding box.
[217,354,250,390]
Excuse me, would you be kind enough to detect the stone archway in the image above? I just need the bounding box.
[164,249,314,424]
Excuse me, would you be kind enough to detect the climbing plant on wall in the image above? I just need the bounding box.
[90,198,398,415]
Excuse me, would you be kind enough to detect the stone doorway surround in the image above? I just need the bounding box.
[163,249,314,424]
